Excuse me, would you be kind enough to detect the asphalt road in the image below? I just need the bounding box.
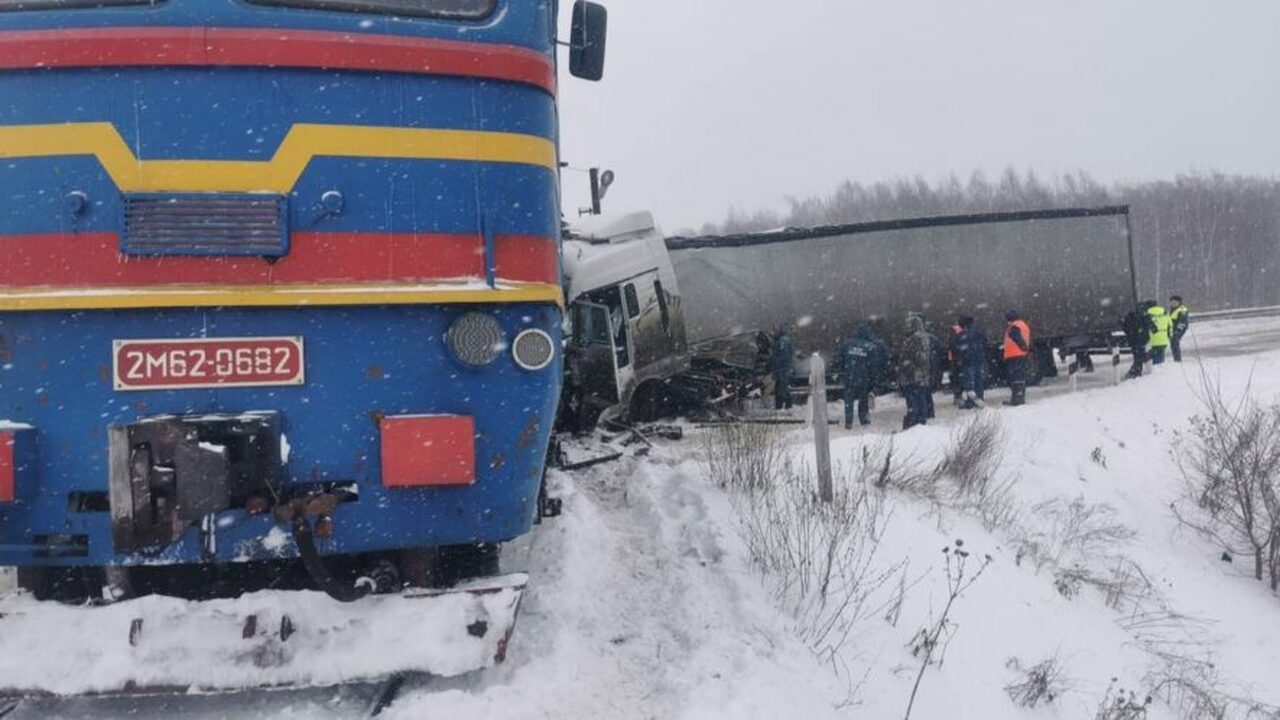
[1183,315,1280,358]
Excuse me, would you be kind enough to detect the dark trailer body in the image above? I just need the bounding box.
[665,206,1138,368]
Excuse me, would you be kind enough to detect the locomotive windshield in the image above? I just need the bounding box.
[245,0,496,19]
[0,0,156,10]
[0,0,493,12]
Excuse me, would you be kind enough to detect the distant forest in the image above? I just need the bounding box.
[688,170,1280,312]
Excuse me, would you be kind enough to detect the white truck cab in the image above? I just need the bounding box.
[562,212,690,427]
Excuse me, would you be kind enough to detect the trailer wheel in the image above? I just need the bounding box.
[1037,342,1059,380]
[1027,343,1057,387]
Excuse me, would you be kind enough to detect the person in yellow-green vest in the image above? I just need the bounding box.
[1169,295,1190,362]
[1147,301,1172,365]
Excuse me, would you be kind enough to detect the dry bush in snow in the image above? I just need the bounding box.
[933,411,1005,496]
[1005,654,1069,708]
[699,421,787,493]
[854,437,933,495]
[868,413,1020,532]
[1095,559,1159,612]
[933,414,1021,532]
[955,475,1022,534]
[1096,679,1152,719]
[1051,558,1159,611]
[700,425,902,672]
[1174,374,1280,589]
[1017,497,1135,572]
[1145,653,1280,720]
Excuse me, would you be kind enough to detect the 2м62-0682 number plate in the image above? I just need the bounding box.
[112,337,305,391]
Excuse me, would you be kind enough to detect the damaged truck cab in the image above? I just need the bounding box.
[562,212,691,428]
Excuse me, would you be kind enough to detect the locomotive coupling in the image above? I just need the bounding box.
[107,412,283,554]
[270,491,346,525]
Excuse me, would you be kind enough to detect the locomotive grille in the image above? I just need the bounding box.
[121,194,289,256]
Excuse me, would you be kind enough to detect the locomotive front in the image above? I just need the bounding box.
[0,0,566,599]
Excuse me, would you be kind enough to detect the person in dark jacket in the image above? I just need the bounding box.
[923,319,945,419]
[835,323,886,429]
[1120,304,1151,378]
[1002,310,1032,406]
[948,319,965,406]
[954,315,988,409]
[1169,295,1190,362]
[770,325,795,410]
[897,315,934,429]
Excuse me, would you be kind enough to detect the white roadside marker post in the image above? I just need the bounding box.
[1112,342,1122,386]
[810,353,833,504]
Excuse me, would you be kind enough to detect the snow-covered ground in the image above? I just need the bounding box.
[6,317,1280,719]
[387,317,1280,719]
[381,317,1280,712]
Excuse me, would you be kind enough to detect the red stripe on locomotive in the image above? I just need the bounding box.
[494,235,562,284]
[0,27,556,95]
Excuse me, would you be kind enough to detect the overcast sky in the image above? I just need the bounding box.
[556,0,1280,232]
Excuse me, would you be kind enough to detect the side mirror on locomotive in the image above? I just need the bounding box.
[570,1,608,81]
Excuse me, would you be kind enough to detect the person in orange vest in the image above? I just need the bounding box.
[1003,310,1031,406]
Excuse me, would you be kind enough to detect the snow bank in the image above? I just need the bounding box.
[792,342,1280,717]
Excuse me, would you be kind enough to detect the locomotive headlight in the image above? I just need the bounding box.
[512,329,556,371]
[446,312,506,367]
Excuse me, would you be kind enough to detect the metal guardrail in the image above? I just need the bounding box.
[1196,305,1280,321]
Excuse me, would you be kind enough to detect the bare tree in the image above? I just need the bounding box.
[1173,373,1280,588]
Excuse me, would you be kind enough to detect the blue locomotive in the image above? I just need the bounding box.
[0,0,605,601]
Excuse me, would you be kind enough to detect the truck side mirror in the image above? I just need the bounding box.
[569,1,608,81]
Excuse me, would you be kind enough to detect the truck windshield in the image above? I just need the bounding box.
[572,303,610,347]
[244,0,495,19]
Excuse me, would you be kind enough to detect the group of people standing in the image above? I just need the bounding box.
[899,309,1032,429]
[770,310,1039,432]
[1121,296,1190,378]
